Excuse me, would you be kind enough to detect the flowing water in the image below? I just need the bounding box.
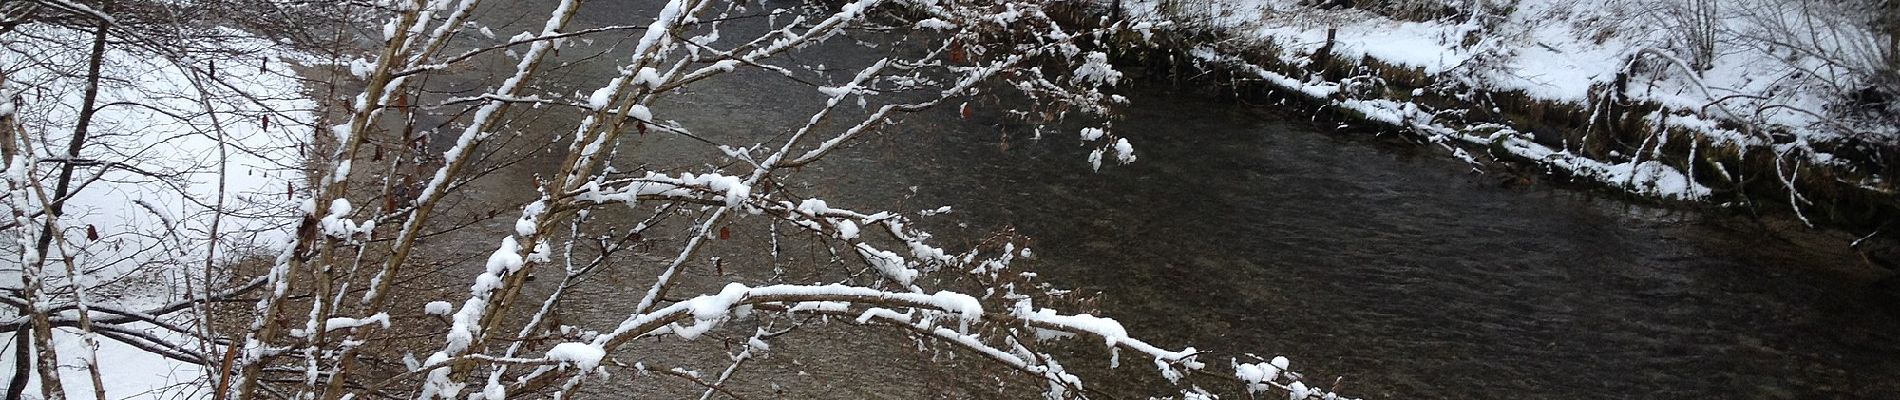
[422,2,1900,398]
[859,88,1900,399]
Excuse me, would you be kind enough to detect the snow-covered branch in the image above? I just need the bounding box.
[0,1,1359,399]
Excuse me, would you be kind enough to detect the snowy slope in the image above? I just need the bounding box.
[0,24,314,398]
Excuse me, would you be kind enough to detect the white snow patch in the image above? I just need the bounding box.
[425,301,454,315]
[546,342,607,370]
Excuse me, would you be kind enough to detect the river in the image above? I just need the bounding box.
[857,83,1900,399]
[429,1,1900,398]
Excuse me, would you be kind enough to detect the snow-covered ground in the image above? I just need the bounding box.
[0,24,314,398]
[1116,0,1895,204]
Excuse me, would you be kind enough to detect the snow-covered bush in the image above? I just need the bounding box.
[1,0,1352,399]
[1649,0,1719,71]
[1726,0,1898,124]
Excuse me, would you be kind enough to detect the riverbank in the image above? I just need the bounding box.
[1052,0,1897,234]
[0,22,315,398]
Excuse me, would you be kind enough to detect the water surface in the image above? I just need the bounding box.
[864,84,1900,399]
[439,3,1900,398]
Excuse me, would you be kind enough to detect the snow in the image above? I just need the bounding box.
[0,22,311,398]
[691,283,752,320]
[797,198,831,215]
[789,301,850,313]
[1596,160,1713,200]
[576,172,757,210]
[836,219,860,239]
[419,352,462,400]
[1112,138,1136,164]
[632,67,663,89]
[1019,307,1128,348]
[1136,0,1893,202]
[527,240,552,263]
[350,57,374,78]
[515,200,545,237]
[1193,39,1717,200]
[1072,51,1122,86]
[1080,127,1105,141]
[0,326,208,400]
[928,291,983,320]
[915,18,956,30]
[514,218,537,238]
[817,85,854,98]
[482,382,506,400]
[485,237,525,273]
[588,77,624,110]
[1287,381,1311,399]
[472,273,503,293]
[546,342,607,370]
[627,104,652,122]
[3,25,310,276]
[326,312,392,331]
[1235,360,1284,393]
[332,159,352,183]
[905,239,948,263]
[600,283,1005,349]
[855,244,919,285]
[444,298,483,353]
[320,198,364,238]
[425,300,454,315]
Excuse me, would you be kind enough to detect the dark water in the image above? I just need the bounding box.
[858,87,1900,398]
[432,2,1900,398]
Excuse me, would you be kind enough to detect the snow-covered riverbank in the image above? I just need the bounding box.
[1,23,314,397]
[1091,0,1897,226]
